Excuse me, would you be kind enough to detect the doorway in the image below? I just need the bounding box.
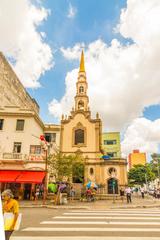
[108,178,118,194]
[24,184,31,200]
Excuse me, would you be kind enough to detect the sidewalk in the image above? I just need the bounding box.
[19,195,160,210]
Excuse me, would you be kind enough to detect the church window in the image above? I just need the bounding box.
[79,86,84,93]
[108,167,117,176]
[78,101,84,110]
[75,129,84,145]
[90,168,94,175]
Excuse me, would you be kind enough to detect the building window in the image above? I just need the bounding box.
[90,168,94,175]
[79,86,84,93]
[107,152,117,158]
[104,140,117,145]
[108,167,117,176]
[78,101,84,110]
[0,119,4,130]
[30,145,41,154]
[16,120,25,131]
[44,133,56,142]
[13,142,22,153]
[75,129,84,145]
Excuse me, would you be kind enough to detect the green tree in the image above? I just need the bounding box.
[72,161,84,183]
[128,164,156,185]
[48,152,84,183]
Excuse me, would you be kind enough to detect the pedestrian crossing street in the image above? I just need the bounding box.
[12,208,160,240]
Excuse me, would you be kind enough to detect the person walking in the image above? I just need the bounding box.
[2,189,19,240]
[120,187,125,202]
[69,186,75,203]
[125,186,132,203]
[140,187,145,199]
[34,186,40,203]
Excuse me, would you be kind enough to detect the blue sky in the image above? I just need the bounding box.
[1,0,160,155]
[28,0,129,123]
[26,0,160,126]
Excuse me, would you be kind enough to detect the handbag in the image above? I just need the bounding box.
[4,212,22,231]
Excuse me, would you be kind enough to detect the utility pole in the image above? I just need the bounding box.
[40,135,49,205]
[43,148,48,205]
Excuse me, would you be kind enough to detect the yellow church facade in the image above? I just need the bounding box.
[60,51,128,194]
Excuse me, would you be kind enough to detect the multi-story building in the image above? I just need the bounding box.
[128,149,146,169]
[0,52,60,199]
[102,132,121,158]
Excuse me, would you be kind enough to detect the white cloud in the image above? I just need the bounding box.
[0,0,53,88]
[49,0,160,156]
[67,3,77,19]
[60,43,84,60]
[121,118,160,157]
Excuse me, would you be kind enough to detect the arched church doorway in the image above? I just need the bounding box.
[107,178,118,194]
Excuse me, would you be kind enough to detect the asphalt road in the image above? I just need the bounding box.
[11,207,160,240]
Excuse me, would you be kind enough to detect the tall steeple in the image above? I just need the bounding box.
[74,50,89,112]
[79,50,85,72]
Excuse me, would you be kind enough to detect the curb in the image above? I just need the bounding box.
[19,204,90,209]
[19,204,160,210]
[110,205,160,209]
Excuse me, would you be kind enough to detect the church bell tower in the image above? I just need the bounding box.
[74,51,89,112]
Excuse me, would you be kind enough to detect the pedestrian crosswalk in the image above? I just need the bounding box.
[12,208,160,240]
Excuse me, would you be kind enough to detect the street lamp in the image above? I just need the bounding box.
[40,135,49,205]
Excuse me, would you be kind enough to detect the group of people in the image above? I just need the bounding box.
[48,182,76,204]
[119,186,146,203]
[152,188,160,199]
[85,188,97,202]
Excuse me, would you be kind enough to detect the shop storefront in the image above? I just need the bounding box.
[0,170,45,200]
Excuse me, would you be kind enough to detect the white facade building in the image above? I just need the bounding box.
[0,52,60,199]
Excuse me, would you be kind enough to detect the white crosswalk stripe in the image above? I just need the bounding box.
[11,237,160,240]
[12,208,160,240]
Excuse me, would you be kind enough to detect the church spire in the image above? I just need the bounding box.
[74,50,89,112]
[79,50,85,72]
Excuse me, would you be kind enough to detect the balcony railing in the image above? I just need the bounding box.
[2,152,45,161]
[3,153,27,160]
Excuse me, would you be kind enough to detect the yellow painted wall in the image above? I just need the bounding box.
[129,152,146,168]
[60,113,101,160]
[102,132,121,158]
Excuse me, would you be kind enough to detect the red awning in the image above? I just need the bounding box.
[16,171,45,183]
[0,170,21,182]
